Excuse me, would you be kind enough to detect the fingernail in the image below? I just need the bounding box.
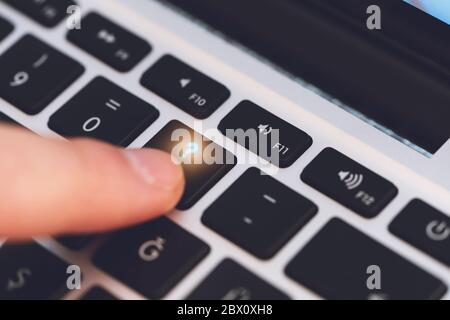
[124,149,184,191]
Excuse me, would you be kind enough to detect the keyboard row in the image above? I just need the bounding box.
[0,28,397,216]
[1,207,448,300]
[0,10,230,118]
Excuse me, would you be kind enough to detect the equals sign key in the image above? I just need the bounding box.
[48,77,160,147]
[106,99,121,111]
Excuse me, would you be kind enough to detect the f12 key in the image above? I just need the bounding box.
[301,148,398,218]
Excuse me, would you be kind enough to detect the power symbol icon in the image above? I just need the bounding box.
[426,220,450,241]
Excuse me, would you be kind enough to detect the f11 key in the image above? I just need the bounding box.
[219,100,312,168]
[301,148,398,218]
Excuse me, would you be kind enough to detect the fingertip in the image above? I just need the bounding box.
[123,148,185,192]
[65,147,186,234]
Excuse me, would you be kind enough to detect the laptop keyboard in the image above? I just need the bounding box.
[0,2,448,300]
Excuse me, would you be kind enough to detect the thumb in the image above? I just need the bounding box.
[0,125,184,238]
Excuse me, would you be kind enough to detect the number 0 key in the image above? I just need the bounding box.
[49,77,159,146]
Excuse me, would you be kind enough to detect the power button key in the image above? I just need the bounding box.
[389,199,450,267]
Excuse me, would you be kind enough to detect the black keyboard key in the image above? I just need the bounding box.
[81,287,117,300]
[145,120,236,210]
[0,242,70,300]
[4,0,76,28]
[0,35,84,115]
[187,259,289,300]
[0,15,13,42]
[141,55,230,119]
[93,217,210,299]
[219,100,312,168]
[389,199,450,267]
[67,12,151,72]
[286,218,447,300]
[203,167,317,259]
[49,77,159,146]
[57,235,95,251]
[301,148,398,218]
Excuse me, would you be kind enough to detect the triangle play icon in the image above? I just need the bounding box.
[180,78,191,88]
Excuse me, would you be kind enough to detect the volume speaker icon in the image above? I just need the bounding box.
[338,171,364,190]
